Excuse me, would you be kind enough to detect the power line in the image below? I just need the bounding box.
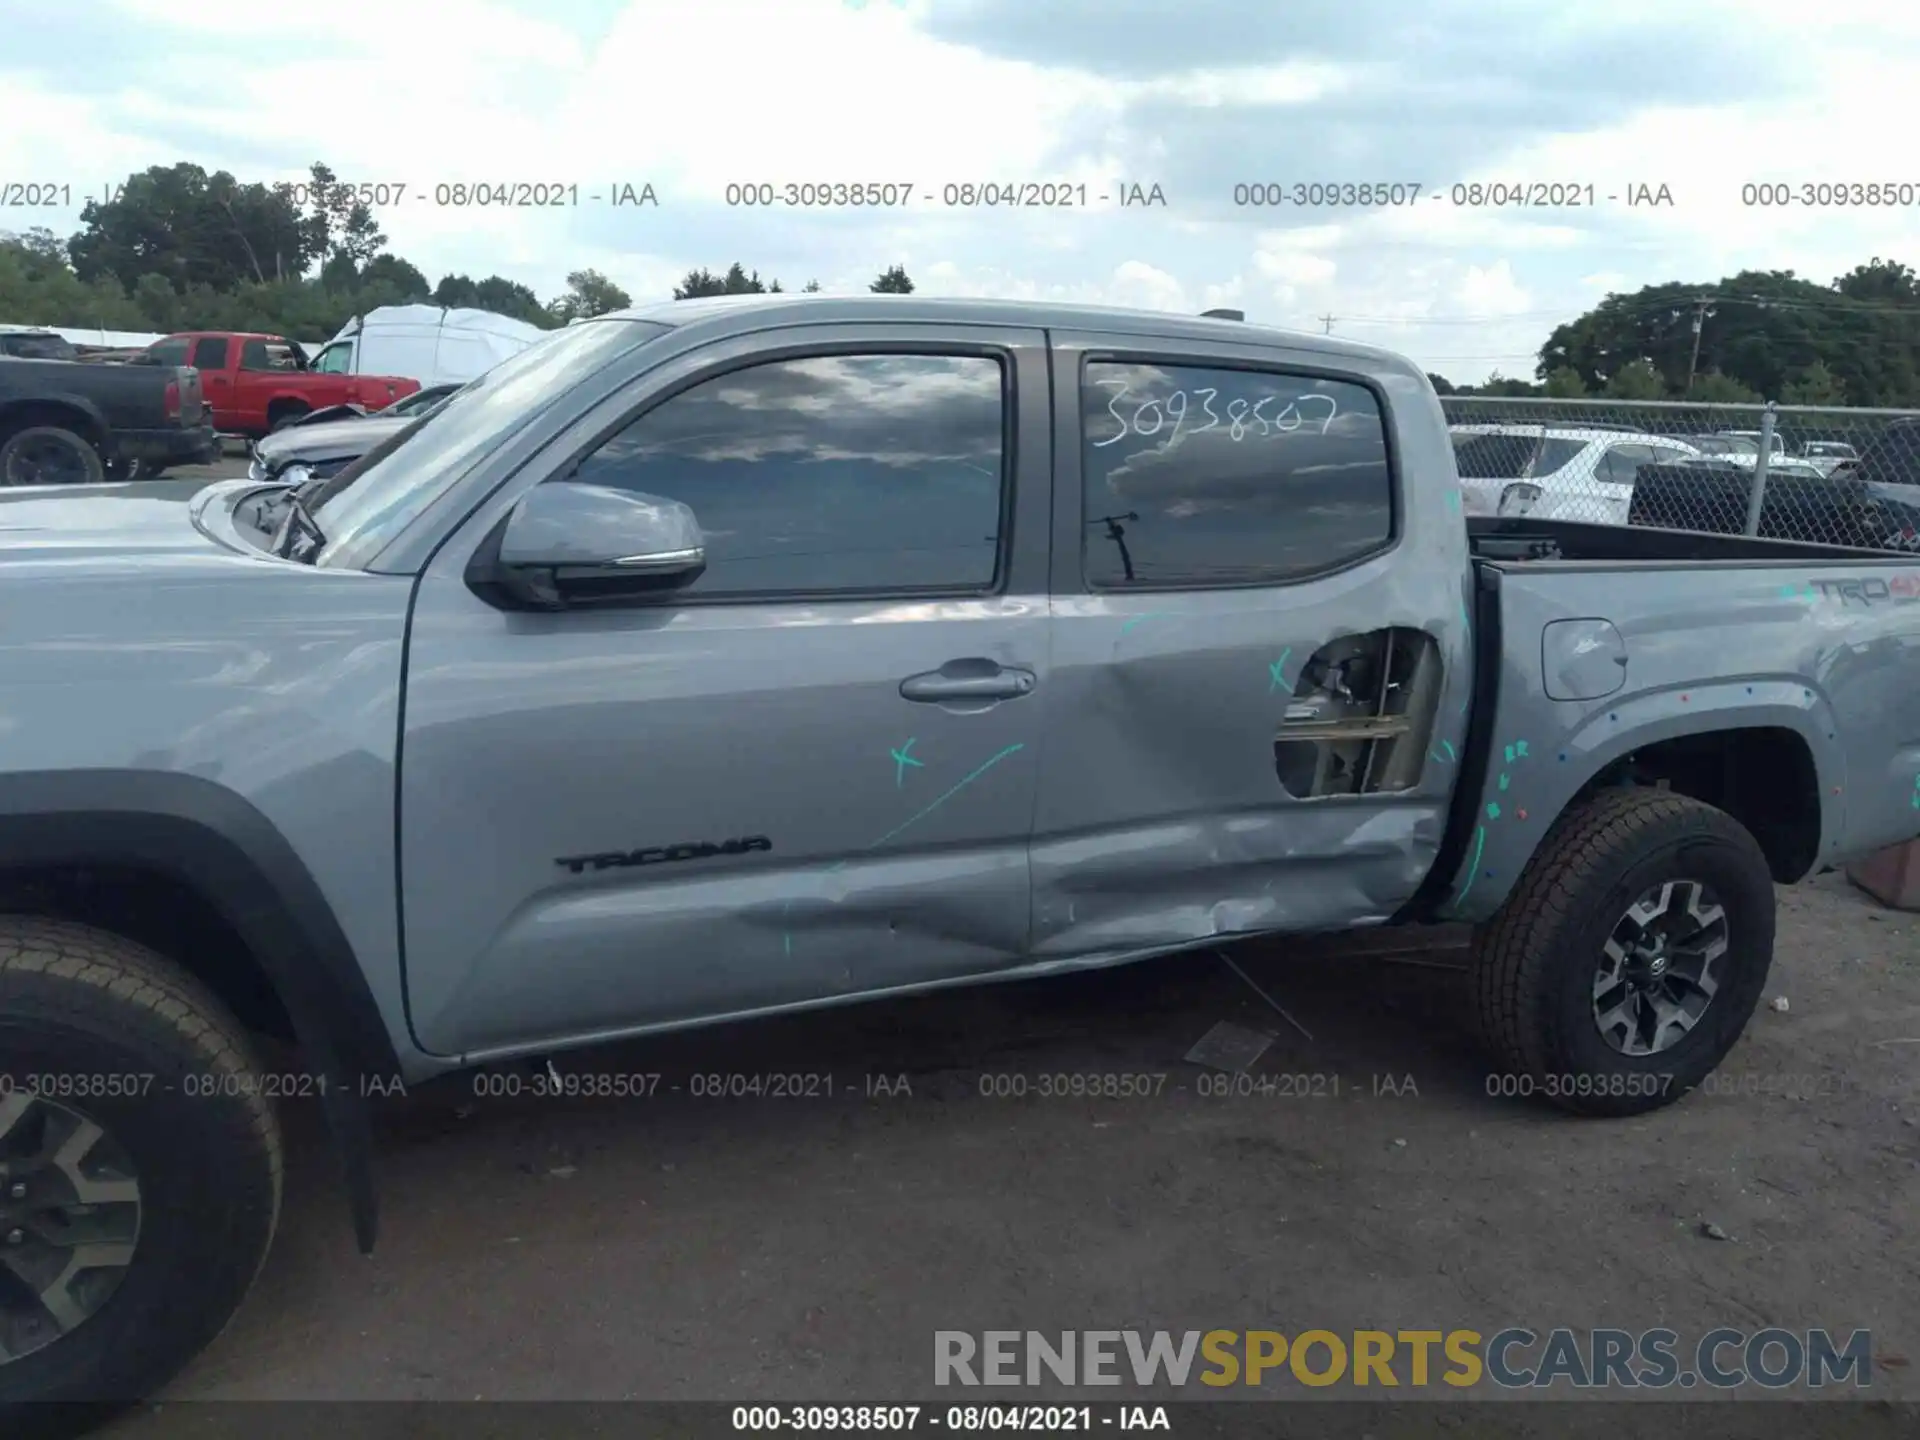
[1308,289,1920,328]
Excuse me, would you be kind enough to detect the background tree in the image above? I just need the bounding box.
[1602,358,1666,400]
[870,265,914,293]
[547,268,632,323]
[1690,370,1762,404]
[803,279,823,293]
[1543,365,1587,398]
[1538,266,1920,405]
[1780,360,1849,406]
[673,262,780,298]
[68,163,319,292]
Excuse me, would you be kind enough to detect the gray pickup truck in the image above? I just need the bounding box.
[2,295,1918,1418]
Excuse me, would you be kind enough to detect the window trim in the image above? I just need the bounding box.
[1072,350,1402,595]
[536,341,1021,607]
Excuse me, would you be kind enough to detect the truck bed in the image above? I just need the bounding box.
[1422,518,1920,927]
[1466,515,1899,564]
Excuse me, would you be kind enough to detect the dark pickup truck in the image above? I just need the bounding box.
[0,352,218,485]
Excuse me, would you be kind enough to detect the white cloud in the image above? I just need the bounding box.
[1455,260,1530,316]
[0,0,1912,395]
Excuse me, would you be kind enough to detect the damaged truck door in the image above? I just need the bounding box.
[398,326,1053,1058]
[1033,337,1468,957]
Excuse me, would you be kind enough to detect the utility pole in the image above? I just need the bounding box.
[1318,313,1335,334]
[1684,297,1715,396]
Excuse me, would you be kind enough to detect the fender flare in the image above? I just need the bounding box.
[0,392,110,443]
[0,770,397,1253]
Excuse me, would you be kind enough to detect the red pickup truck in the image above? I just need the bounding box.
[141,331,419,437]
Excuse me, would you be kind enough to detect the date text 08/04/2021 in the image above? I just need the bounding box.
[730,1405,1169,1432]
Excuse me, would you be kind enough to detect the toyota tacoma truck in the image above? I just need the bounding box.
[136,331,419,438]
[3,296,1918,1420]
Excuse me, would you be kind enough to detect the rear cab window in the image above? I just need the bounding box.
[1080,360,1393,587]
[241,339,304,372]
[147,338,190,367]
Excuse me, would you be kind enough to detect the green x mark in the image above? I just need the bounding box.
[891,738,925,787]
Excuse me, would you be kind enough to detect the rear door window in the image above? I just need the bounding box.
[1080,360,1392,588]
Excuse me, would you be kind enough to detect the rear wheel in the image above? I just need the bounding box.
[0,919,281,1425]
[1468,786,1776,1116]
[0,428,106,488]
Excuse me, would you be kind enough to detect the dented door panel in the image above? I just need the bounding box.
[1031,333,1475,955]
[399,323,1055,1058]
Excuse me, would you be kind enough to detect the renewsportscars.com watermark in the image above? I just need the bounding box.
[935,1328,1874,1391]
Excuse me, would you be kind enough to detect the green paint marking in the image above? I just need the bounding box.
[1514,740,1529,758]
[1441,740,1457,762]
[866,743,1026,851]
[1503,744,1515,764]
[890,737,924,787]
[1498,773,1510,791]
[1119,613,1170,635]
[1486,801,1501,820]
[1454,825,1488,905]
[1269,648,1292,693]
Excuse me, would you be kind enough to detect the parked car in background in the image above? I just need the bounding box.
[1711,428,1784,457]
[1449,424,1700,523]
[1629,459,1920,551]
[0,347,216,484]
[291,381,464,429]
[247,410,415,485]
[1801,440,1859,476]
[307,304,546,389]
[137,331,420,438]
[1684,447,1826,480]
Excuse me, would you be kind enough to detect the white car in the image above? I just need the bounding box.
[1800,440,1859,477]
[1449,425,1703,525]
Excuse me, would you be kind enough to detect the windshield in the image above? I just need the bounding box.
[306,319,667,569]
[1690,436,1753,457]
[1450,432,1584,479]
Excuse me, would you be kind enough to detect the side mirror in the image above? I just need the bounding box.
[466,481,706,611]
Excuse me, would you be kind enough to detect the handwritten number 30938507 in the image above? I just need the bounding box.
[1090,382,1340,448]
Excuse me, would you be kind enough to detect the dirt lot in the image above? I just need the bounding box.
[96,867,1913,1419]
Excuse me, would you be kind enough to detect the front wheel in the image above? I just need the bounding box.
[0,919,282,1424]
[1468,786,1776,1116]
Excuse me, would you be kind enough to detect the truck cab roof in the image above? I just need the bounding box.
[593,294,1420,374]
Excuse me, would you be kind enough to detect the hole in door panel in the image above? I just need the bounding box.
[1274,627,1442,798]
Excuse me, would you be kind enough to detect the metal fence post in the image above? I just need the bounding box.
[1743,402,1778,536]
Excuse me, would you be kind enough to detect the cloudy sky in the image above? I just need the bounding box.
[2,0,1914,383]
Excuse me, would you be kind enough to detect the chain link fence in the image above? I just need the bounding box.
[1437,396,1920,552]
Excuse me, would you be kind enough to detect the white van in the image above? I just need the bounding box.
[307,304,547,389]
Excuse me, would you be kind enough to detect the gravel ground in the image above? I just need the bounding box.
[101,867,1917,1418]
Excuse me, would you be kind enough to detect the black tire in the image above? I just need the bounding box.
[266,405,309,434]
[1468,786,1776,1117]
[0,428,106,488]
[0,919,282,1428]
